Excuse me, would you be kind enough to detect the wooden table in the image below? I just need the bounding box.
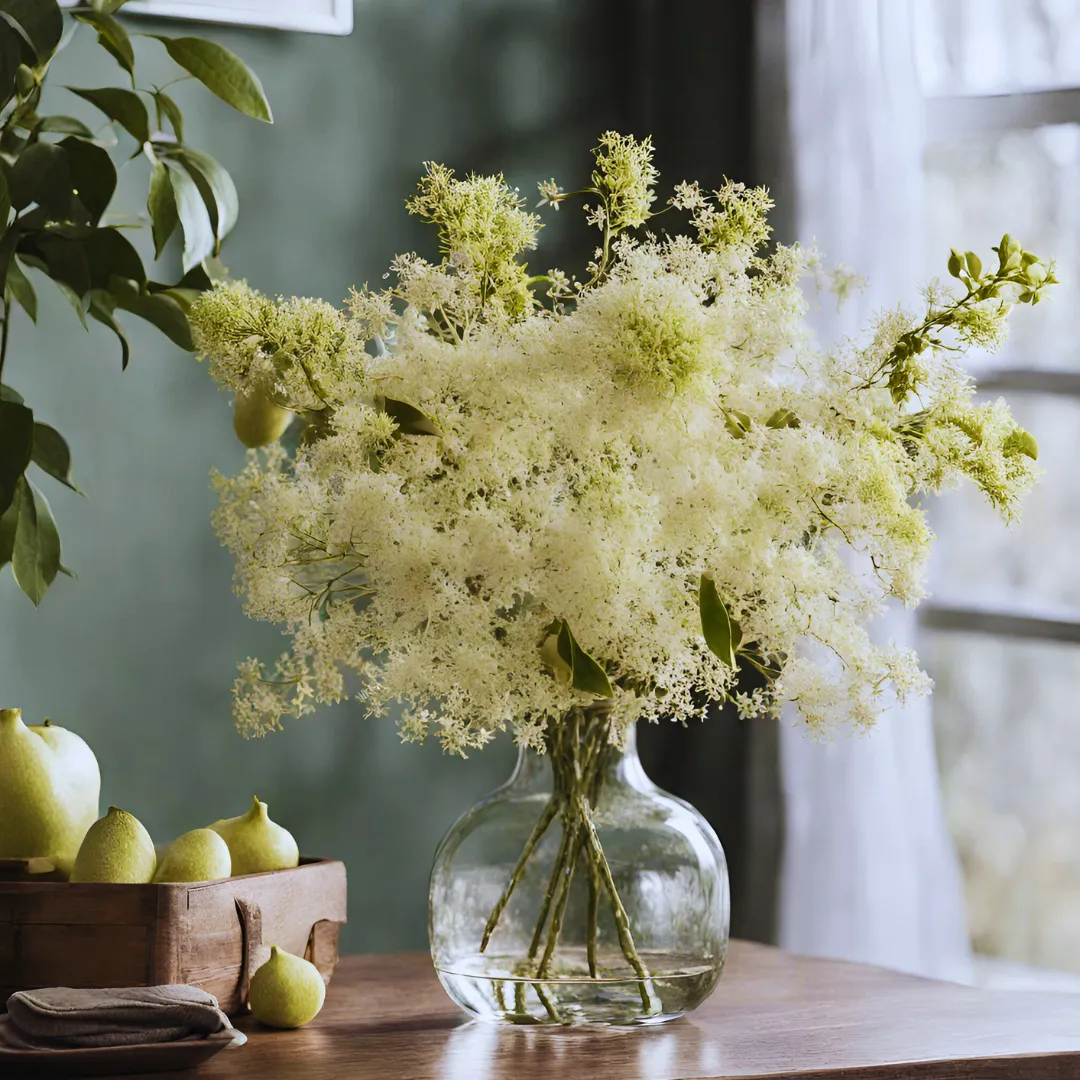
[179,942,1080,1078]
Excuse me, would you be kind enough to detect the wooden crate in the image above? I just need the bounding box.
[0,857,346,1016]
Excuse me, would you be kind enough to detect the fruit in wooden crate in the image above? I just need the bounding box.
[153,828,232,883]
[0,708,100,877]
[208,796,299,876]
[71,806,157,883]
[248,945,326,1028]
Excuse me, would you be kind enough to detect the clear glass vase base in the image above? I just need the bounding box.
[435,948,722,1026]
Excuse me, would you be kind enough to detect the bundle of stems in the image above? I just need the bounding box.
[479,704,658,1021]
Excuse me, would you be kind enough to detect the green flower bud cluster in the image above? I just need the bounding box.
[875,236,1057,405]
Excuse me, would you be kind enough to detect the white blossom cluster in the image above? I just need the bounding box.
[191,133,1048,751]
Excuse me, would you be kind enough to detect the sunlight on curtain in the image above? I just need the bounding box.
[776,0,972,981]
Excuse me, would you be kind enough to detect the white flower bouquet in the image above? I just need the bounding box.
[191,133,1051,990]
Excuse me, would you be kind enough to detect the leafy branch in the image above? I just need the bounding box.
[0,0,270,605]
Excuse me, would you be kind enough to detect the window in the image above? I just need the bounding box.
[917,0,1080,972]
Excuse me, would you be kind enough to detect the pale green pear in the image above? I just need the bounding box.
[71,806,156,884]
[208,796,299,876]
[153,828,231,883]
[0,708,100,877]
[233,391,292,448]
[248,945,325,1029]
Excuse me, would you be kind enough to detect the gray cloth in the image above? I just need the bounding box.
[1,984,246,1050]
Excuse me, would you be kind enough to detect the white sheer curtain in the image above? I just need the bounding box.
[774,0,973,982]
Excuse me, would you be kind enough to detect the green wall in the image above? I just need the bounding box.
[0,0,613,952]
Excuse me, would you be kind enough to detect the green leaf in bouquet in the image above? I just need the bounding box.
[0,382,24,402]
[31,421,77,491]
[0,0,63,64]
[0,492,16,566]
[6,256,36,320]
[699,575,740,668]
[381,396,440,437]
[61,135,117,225]
[0,20,20,110]
[152,89,183,142]
[8,140,71,213]
[68,86,148,145]
[11,474,60,605]
[82,225,145,288]
[163,157,214,272]
[70,8,133,81]
[0,166,11,231]
[553,619,614,698]
[34,114,93,137]
[0,397,33,514]
[87,288,130,368]
[174,146,237,242]
[147,159,178,258]
[109,274,191,350]
[150,35,272,122]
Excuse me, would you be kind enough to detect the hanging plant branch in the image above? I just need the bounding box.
[0,0,269,605]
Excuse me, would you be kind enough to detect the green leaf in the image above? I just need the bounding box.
[152,89,183,142]
[109,274,191,349]
[146,159,177,258]
[94,0,131,13]
[71,9,133,81]
[0,382,24,402]
[765,408,800,429]
[6,256,35,320]
[87,289,130,368]
[0,492,16,566]
[35,114,94,137]
[68,86,149,144]
[0,397,33,514]
[554,619,614,698]
[965,250,982,279]
[82,225,145,287]
[174,147,237,242]
[163,157,213,272]
[0,0,62,64]
[31,421,76,491]
[700,575,740,668]
[947,249,964,279]
[0,20,20,112]
[151,36,272,122]
[20,231,90,297]
[7,139,72,213]
[0,164,10,231]
[381,396,439,437]
[61,135,116,224]
[11,474,60,605]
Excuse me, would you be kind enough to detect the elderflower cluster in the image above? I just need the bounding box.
[190,132,1051,752]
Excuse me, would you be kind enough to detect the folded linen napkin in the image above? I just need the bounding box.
[1,984,247,1051]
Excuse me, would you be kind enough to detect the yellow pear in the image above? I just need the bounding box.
[208,796,299,876]
[233,390,292,448]
[153,828,231,883]
[71,806,156,883]
[248,945,325,1029]
[0,709,100,877]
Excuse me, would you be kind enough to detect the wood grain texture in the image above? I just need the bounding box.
[163,941,1080,1080]
[0,858,346,1015]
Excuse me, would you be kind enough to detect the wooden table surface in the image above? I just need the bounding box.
[145,941,1080,1079]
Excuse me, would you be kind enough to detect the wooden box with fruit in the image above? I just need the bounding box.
[0,709,347,1017]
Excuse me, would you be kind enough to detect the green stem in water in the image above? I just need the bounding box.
[479,794,559,953]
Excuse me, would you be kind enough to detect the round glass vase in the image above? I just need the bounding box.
[428,706,730,1026]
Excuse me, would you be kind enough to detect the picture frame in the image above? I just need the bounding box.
[59,0,353,36]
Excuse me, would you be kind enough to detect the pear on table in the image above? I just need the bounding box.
[209,796,299,876]
[71,806,156,884]
[248,945,326,1029]
[153,828,232,883]
[0,708,100,878]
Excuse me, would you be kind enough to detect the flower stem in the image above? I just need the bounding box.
[480,706,657,1020]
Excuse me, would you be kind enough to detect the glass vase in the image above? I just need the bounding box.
[428,705,730,1026]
